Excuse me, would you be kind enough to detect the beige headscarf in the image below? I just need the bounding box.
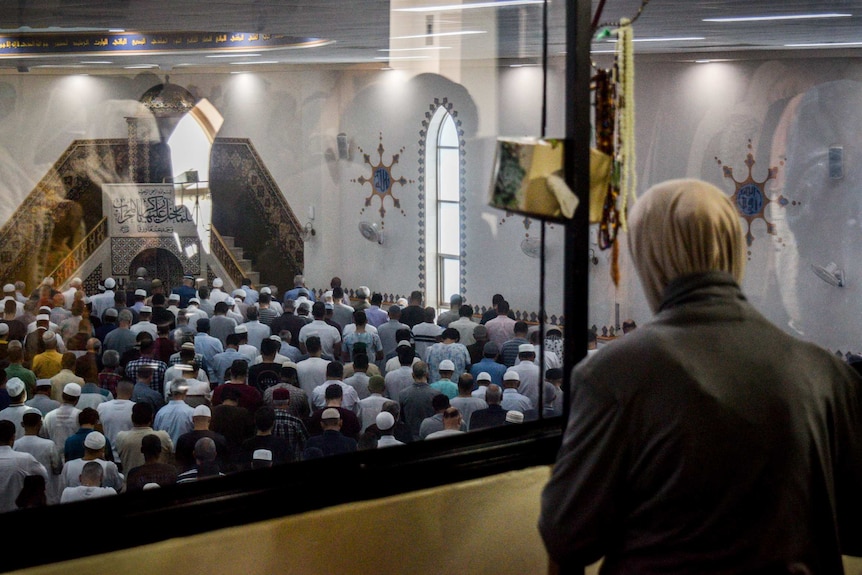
[627,179,746,313]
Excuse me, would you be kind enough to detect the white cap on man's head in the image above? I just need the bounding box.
[503,370,520,382]
[213,278,224,288]
[2,284,13,293]
[193,405,211,417]
[63,383,82,397]
[104,278,116,289]
[439,359,455,372]
[253,449,272,461]
[477,372,492,383]
[5,378,24,397]
[376,411,395,431]
[505,411,525,424]
[84,431,106,449]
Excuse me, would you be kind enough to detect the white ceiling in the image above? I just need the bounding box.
[0,0,861,71]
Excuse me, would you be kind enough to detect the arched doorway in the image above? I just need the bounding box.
[128,248,184,294]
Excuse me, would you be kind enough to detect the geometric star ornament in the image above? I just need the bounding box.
[715,140,796,251]
[352,132,412,229]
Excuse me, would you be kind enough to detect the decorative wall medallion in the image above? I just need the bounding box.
[716,140,797,255]
[352,132,411,229]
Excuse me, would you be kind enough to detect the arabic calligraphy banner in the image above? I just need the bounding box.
[0,31,329,57]
[103,183,198,237]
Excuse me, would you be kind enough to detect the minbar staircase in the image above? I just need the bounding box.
[218,234,260,287]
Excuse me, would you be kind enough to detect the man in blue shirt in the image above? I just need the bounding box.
[469,341,507,388]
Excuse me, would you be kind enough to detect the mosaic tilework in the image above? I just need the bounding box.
[209,138,304,290]
[111,237,199,276]
[418,98,467,297]
[84,264,103,296]
[0,139,172,290]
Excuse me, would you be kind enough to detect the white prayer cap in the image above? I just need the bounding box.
[5,377,24,397]
[193,405,212,417]
[503,370,520,382]
[505,411,525,424]
[253,449,272,461]
[376,411,395,431]
[84,431,106,449]
[63,383,82,397]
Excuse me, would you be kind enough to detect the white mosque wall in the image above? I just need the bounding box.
[2,54,860,352]
[593,56,862,355]
[0,64,567,326]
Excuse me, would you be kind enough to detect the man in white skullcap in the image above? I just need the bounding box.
[209,277,231,306]
[499,370,532,413]
[89,277,116,321]
[0,378,40,438]
[375,411,404,448]
[60,430,124,493]
[41,382,83,453]
[1,283,24,318]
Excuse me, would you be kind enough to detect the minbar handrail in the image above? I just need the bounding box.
[209,223,246,287]
[46,217,108,288]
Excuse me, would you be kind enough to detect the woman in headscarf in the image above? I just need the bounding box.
[539,179,862,574]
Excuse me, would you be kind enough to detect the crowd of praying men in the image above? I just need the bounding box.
[0,271,565,511]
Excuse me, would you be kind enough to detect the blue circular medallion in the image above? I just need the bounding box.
[373,167,391,195]
[736,184,763,216]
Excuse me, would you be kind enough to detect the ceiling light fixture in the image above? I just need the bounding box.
[206,53,262,58]
[80,61,113,64]
[784,41,862,47]
[391,30,486,40]
[228,60,279,65]
[632,36,705,43]
[601,36,705,44]
[123,64,159,69]
[704,13,851,23]
[395,0,543,12]
[378,46,452,52]
[373,55,432,60]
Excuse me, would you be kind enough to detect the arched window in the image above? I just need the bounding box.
[167,100,223,254]
[424,106,463,311]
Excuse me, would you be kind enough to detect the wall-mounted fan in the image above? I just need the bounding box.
[520,237,542,258]
[358,221,384,245]
[811,262,844,287]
